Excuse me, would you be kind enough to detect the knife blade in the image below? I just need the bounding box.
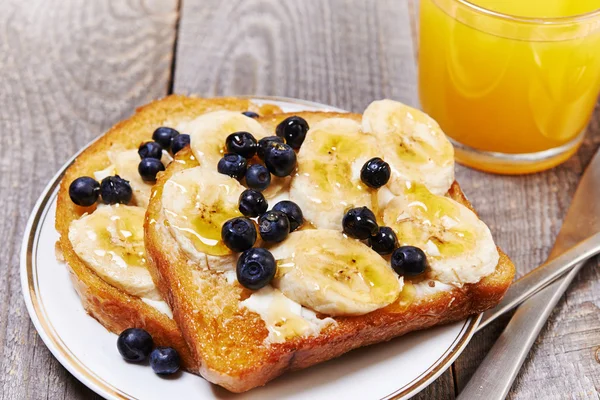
[457,147,600,399]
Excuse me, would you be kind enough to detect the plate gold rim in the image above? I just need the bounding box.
[20,96,480,400]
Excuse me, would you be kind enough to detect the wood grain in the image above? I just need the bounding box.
[173,0,419,112]
[0,0,177,399]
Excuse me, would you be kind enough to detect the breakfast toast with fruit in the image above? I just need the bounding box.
[55,95,281,372]
[144,100,515,392]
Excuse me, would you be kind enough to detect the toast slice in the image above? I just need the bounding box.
[55,95,281,371]
[145,109,515,391]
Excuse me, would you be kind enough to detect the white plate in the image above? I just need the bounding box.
[21,96,480,400]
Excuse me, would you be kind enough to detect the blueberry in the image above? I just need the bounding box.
[69,177,100,207]
[264,142,296,177]
[218,153,247,180]
[221,217,256,252]
[239,189,268,217]
[117,328,153,362]
[257,136,284,160]
[138,141,163,160]
[242,111,260,119]
[236,248,276,290]
[342,207,378,240]
[272,201,303,232]
[276,116,309,149]
[171,133,190,155]
[245,164,271,191]
[226,131,257,158]
[360,157,391,189]
[100,176,132,205]
[369,226,398,255]
[150,347,181,375]
[391,246,428,277]
[138,158,165,182]
[259,210,290,242]
[152,127,179,150]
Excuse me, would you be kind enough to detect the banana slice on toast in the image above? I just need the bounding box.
[382,183,499,285]
[290,118,380,230]
[161,166,245,265]
[270,229,402,316]
[183,111,268,167]
[69,204,161,300]
[362,99,454,196]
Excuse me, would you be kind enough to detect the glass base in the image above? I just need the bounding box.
[449,130,586,175]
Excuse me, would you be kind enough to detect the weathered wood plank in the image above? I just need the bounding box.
[0,0,178,398]
[174,0,419,111]
[406,1,600,397]
[173,1,456,398]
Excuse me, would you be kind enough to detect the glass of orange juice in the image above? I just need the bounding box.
[419,0,600,174]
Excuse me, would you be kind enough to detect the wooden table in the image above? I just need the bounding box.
[1,1,598,398]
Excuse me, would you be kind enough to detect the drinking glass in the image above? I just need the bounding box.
[419,0,600,174]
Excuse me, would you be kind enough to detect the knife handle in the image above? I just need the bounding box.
[456,261,584,400]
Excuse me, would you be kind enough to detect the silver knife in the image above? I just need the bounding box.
[457,147,600,399]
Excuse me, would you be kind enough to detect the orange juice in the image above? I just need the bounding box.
[419,0,600,174]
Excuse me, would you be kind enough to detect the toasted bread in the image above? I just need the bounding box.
[145,110,515,392]
[55,95,281,371]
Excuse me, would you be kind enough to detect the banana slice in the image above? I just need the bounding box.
[69,204,161,299]
[382,182,499,285]
[289,118,381,230]
[161,166,245,264]
[181,111,268,167]
[362,99,454,196]
[269,230,402,316]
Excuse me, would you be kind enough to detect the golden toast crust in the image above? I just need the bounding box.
[55,95,278,372]
[145,111,516,392]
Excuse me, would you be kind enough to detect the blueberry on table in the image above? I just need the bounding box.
[258,210,290,243]
[138,158,165,182]
[218,153,247,180]
[242,111,259,119]
[68,176,100,207]
[150,347,181,375]
[226,131,257,158]
[152,127,179,150]
[239,189,268,217]
[236,248,277,290]
[245,164,271,191]
[221,217,257,252]
[272,200,304,232]
[171,133,190,155]
[138,141,163,160]
[391,246,428,277]
[100,176,133,205]
[342,206,378,240]
[117,328,153,362]
[257,136,284,160]
[369,226,398,255]
[276,116,309,149]
[360,157,391,189]
[264,142,297,177]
